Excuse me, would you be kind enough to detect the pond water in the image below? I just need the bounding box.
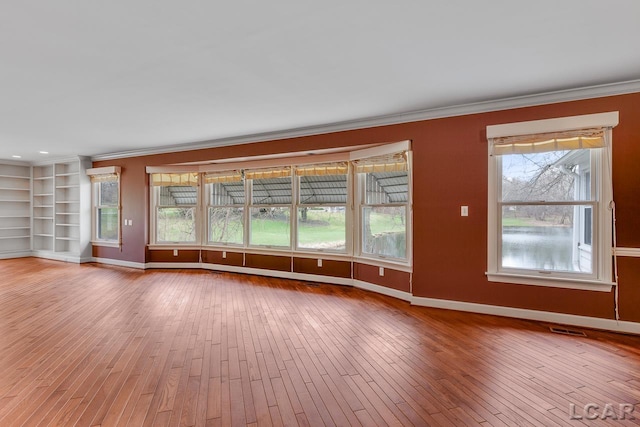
[502,226,584,272]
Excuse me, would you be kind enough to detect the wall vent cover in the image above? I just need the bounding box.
[549,326,587,337]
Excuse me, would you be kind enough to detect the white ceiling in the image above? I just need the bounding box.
[2,1,640,163]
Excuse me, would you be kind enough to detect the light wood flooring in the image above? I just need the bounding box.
[1,258,639,426]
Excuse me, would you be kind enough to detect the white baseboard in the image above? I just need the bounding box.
[87,257,640,335]
[411,296,640,335]
[32,251,83,264]
[92,257,146,270]
[0,251,32,260]
[353,280,412,302]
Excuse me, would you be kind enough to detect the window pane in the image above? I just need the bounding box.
[364,171,408,204]
[209,207,243,244]
[362,206,406,258]
[297,207,346,251]
[209,182,244,206]
[501,149,591,202]
[159,186,197,206]
[299,175,347,204]
[157,207,196,242]
[501,205,592,273]
[97,207,118,241]
[252,177,292,205]
[99,181,118,205]
[250,207,290,247]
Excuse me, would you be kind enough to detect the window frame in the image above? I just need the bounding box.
[294,165,351,254]
[87,166,121,248]
[150,173,201,246]
[205,174,245,247]
[352,146,412,265]
[246,170,294,250]
[486,112,618,291]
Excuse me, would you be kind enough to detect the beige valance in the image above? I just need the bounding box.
[150,172,199,186]
[354,152,408,173]
[491,128,606,155]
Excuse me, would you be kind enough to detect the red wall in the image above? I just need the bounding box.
[94,92,640,323]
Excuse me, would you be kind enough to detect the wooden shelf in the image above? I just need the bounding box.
[55,237,78,241]
[0,175,30,180]
[55,172,79,177]
[56,224,79,227]
[0,235,30,240]
[33,176,53,181]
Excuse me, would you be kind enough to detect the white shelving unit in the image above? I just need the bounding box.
[32,164,55,252]
[0,162,32,259]
[32,157,92,263]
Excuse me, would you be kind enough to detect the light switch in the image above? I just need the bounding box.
[317,259,322,267]
[379,267,384,276]
[222,251,226,259]
[461,206,469,216]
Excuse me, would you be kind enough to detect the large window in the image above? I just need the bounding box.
[87,166,120,246]
[487,112,617,289]
[247,168,292,248]
[356,153,410,260]
[151,173,199,244]
[146,141,413,266]
[296,163,348,252]
[205,172,244,245]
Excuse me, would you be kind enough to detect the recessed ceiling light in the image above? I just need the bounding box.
[12,155,22,158]
[39,151,49,154]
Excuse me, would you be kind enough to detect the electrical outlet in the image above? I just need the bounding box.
[173,249,178,256]
[317,259,322,267]
[222,251,226,259]
[461,206,469,216]
[379,267,384,276]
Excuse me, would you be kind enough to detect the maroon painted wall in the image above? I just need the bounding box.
[94,92,640,322]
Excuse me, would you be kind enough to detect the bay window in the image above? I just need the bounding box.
[146,141,412,267]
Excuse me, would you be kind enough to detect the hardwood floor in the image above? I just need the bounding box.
[1,258,639,426]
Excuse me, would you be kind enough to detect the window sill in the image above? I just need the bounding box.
[486,272,613,292]
[91,240,120,248]
[148,244,202,250]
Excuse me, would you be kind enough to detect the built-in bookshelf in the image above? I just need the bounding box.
[0,162,32,258]
[32,157,92,262]
[32,164,54,252]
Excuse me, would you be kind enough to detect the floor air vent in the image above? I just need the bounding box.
[549,326,587,337]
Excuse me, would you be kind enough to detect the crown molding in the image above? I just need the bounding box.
[91,79,640,162]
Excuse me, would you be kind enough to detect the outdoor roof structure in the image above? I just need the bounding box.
[163,171,409,206]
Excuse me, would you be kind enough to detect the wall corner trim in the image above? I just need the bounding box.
[411,296,640,335]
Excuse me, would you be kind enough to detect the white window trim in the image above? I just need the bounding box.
[486,112,618,291]
[353,144,412,265]
[150,180,201,246]
[205,180,245,247]
[87,166,121,247]
[294,164,351,255]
